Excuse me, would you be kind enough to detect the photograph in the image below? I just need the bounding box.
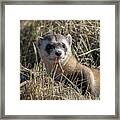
[20,20,100,100]
[2,1,118,118]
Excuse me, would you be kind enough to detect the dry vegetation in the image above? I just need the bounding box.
[20,20,100,100]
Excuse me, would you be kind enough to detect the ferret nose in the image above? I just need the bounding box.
[55,51,62,56]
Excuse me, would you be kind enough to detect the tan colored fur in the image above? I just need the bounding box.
[63,55,100,97]
[43,54,100,97]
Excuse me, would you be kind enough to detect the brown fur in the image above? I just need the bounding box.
[43,54,100,97]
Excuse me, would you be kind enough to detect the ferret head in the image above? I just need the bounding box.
[36,33,72,64]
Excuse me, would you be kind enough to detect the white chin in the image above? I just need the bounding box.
[60,58,65,62]
[48,57,65,62]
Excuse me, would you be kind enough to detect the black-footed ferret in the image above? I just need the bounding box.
[36,33,100,97]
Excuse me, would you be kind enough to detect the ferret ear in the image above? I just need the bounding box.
[66,34,72,46]
[36,36,43,47]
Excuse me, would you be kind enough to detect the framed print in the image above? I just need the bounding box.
[0,0,120,119]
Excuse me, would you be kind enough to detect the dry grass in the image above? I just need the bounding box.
[20,20,100,100]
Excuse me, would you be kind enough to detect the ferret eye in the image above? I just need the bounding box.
[46,44,54,50]
[45,44,55,55]
[62,43,66,48]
